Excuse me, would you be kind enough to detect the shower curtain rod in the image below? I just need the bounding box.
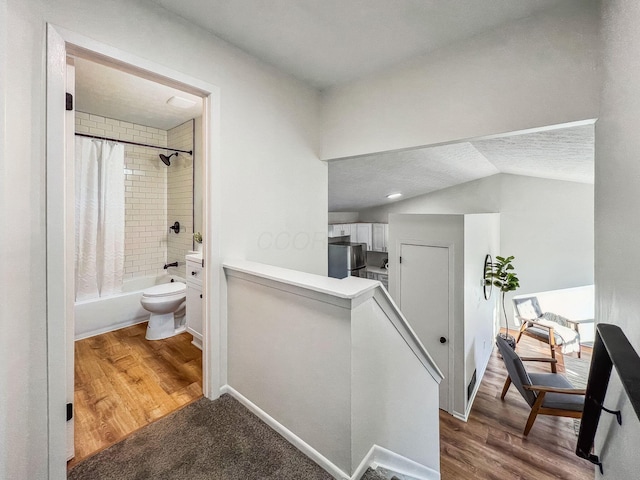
[75,132,193,155]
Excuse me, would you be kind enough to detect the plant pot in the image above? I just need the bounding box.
[498,332,516,350]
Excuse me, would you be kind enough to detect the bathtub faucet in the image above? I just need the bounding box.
[164,261,179,269]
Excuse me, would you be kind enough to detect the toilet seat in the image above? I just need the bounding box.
[143,282,186,298]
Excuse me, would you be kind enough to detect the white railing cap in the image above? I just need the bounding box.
[223,259,378,300]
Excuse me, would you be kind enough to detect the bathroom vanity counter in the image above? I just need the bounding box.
[186,252,203,264]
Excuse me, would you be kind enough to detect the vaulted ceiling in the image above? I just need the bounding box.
[146,0,565,89]
[78,0,593,211]
[329,124,594,211]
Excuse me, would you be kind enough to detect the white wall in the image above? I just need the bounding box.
[226,274,352,473]
[388,213,501,418]
[388,214,466,416]
[363,174,594,327]
[518,285,595,323]
[321,0,599,159]
[595,1,640,477]
[463,214,500,415]
[3,0,325,477]
[0,0,7,474]
[351,299,440,473]
[224,262,442,478]
[328,211,359,224]
[499,176,594,298]
[513,285,595,344]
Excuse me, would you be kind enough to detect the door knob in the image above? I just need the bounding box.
[440,337,447,344]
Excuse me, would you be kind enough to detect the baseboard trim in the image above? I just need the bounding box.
[368,445,440,480]
[220,385,440,480]
[220,385,350,479]
[74,318,147,341]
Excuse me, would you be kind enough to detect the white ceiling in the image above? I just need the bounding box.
[147,0,565,89]
[74,57,202,131]
[75,2,594,211]
[329,124,594,211]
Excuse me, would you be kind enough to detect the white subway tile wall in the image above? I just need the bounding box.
[76,113,169,280]
[166,120,195,278]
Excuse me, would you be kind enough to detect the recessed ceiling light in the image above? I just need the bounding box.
[166,95,197,109]
[386,193,402,199]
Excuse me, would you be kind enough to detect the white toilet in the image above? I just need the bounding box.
[140,281,187,340]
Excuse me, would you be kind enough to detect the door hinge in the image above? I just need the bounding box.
[66,402,73,421]
[66,92,73,111]
[399,256,402,264]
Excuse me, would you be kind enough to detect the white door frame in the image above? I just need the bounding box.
[46,24,222,478]
[396,239,456,414]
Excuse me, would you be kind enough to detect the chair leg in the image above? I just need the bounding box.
[501,377,512,400]
[549,347,557,373]
[523,393,546,436]
[515,324,527,343]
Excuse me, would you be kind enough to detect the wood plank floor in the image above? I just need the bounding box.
[72,324,592,477]
[71,323,202,466]
[440,334,594,479]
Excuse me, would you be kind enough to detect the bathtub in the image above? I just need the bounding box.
[74,274,185,340]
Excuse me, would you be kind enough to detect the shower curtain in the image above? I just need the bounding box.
[75,138,125,301]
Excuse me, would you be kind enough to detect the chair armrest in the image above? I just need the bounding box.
[520,357,558,364]
[515,315,536,326]
[523,384,586,395]
[523,318,555,332]
[563,319,581,332]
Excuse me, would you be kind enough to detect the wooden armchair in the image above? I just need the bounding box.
[512,296,582,373]
[495,335,585,436]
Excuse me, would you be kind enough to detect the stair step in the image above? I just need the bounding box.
[361,466,419,480]
[360,467,387,480]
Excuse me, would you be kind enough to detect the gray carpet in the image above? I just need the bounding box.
[68,394,333,480]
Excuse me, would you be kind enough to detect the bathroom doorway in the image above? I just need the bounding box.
[46,26,222,474]
[68,53,206,464]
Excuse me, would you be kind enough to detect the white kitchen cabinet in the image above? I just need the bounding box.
[329,224,349,238]
[328,223,382,249]
[366,268,389,290]
[356,223,372,250]
[372,223,389,252]
[186,255,203,349]
[329,223,360,239]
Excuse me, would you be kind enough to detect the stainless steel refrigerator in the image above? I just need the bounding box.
[328,242,366,279]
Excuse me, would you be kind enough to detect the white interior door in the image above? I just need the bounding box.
[398,243,450,410]
[65,57,76,460]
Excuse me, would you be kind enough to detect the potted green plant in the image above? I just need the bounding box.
[193,231,203,252]
[485,255,520,348]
